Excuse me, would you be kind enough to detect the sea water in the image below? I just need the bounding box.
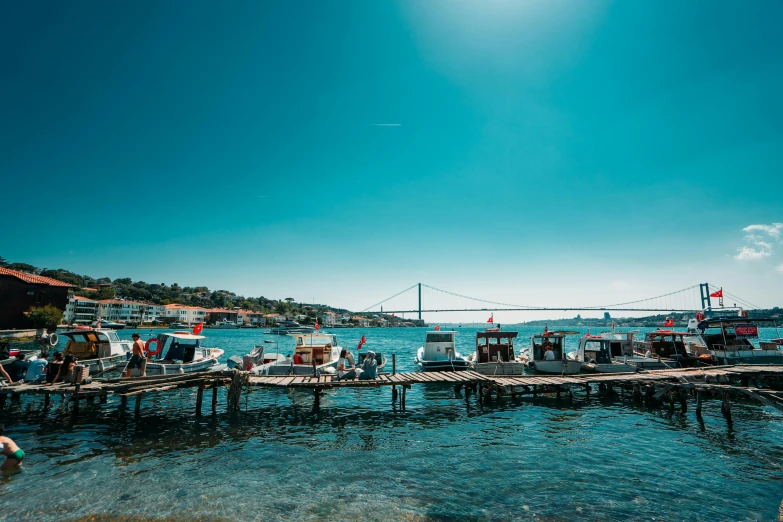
[1,326,782,521]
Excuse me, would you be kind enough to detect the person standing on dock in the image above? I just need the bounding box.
[124,333,147,377]
[0,424,24,471]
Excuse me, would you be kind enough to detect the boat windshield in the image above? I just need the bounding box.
[296,335,336,347]
[163,338,200,363]
[426,333,454,343]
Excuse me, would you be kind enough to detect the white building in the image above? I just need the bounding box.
[97,299,148,323]
[163,304,207,325]
[64,295,98,324]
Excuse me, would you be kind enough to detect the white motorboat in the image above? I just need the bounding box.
[469,330,526,375]
[123,332,224,377]
[414,330,471,371]
[526,332,582,374]
[261,333,342,376]
[575,335,640,373]
[266,320,315,336]
[688,315,783,365]
[60,327,133,373]
[212,319,239,329]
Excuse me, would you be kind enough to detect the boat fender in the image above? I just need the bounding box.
[146,338,162,356]
[98,359,105,373]
[696,312,705,322]
[48,333,59,347]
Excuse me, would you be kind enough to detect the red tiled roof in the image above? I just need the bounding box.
[0,267,73,287]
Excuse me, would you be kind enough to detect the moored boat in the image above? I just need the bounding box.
[526,331,582,374]
[414,330,471,371]
[122,332,224,377]
[469,331,526,375]
[59,328,133,373]
[266,320,315,336]
[575,334,640,373]
[633,330,714,368]
[261,333,341,375]
[212,319,239,329]
[688,315,783,365]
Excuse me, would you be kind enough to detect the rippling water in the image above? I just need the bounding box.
[2,326,783,521]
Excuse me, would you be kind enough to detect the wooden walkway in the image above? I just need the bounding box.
[2,364,783,417]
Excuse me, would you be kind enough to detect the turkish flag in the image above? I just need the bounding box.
[357,335,366,350]
[315,319,319,331]
[710,289,723,298]
[434,325,440,331]
[663,318,674,327]
[487,316,493,323]
[192,322,203,335]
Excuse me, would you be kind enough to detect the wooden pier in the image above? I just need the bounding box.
[2,363,783,420]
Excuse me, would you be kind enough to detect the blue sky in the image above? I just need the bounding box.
[2,0,782,320]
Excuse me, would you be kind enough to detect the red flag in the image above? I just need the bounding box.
[434,325,440,331]
[663,318,674,327]
[392,313,394,317]
[357,335,366,350]
[487,316,493,323]
[710,289,723,298]
[96,320,101,329]
[611,321,615,331]
[192,322,203,335]
[314,318,319,331]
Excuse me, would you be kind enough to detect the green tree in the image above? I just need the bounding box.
[241,300,254,310]
[603,312,611,320]
[26,305,64,329]
[98,287,116,299]
[0,256,7,266]
[285,297,295,303]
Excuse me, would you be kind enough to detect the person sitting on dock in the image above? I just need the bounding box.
[7,353,27,383]
[25,353,48,383]
[0,424,24,471]
[544,345,556,361]
[47,355,76,385]
[336,349,357,381]
[46,351,63,384]
[358,351,378,380]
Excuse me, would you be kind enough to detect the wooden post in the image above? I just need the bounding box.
[312,360,317,377]
[212,380,218,413]
[633,384,641,402]
[392,354,396,376]
[721,391,732,424]
[44,393,51,408]
[585,384,591,396]
[313,387,321,410]
[100,394,107,404]
[696,390,703,417]
[401,385,407,410]
[121,395,128,410]
[135,393,143,415]
[532,385,537,398]
[679,389,687,413]
[196,382,204,416]
[392,385,398,403]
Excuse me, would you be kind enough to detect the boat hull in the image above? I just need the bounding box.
[527,360,582,374]
[473,362,527,376]
[415,347,471,372]
[711,349,783,365]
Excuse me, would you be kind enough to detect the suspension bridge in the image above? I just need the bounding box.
[360,283,761,319]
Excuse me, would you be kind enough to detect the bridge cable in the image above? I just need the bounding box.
[359,284,419,313]
[420,284,541,309]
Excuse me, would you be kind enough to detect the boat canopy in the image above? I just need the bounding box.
[425,331,455,343]
[160,333,205,341]
[477,331,518,340]
[293,334,336,346]
[62,329,120,343]
[697,317,775,332]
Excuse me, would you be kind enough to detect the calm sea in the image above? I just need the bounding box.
[1,326,782,521]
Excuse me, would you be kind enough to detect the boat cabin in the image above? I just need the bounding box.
[422,331,457,362]
[475,331,518,363]
[62,329,131,359]
[530,333,566,362]
[292,333,340,365]
[640,331,692,358]
[695,317,777,351]
[154,333,210,363]
[596,331,636,357]
[578,338,613,364]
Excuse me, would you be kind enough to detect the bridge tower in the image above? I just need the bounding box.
[699,283,712,311]
[418,283,422,320]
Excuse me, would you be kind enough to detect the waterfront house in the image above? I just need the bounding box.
[206,308,239,325]
[64,295,98,324]
[162,304,207,326]
[97,299,162,324]
[0,268,73,329]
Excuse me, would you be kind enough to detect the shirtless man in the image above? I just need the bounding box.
[0,424,24,471]
[124,333,147,377]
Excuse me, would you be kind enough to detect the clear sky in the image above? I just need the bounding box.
[2,0,782,321]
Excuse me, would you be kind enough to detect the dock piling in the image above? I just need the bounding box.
[196,382,204,415]
[392,354,396,376]
[135,393,142,415]
[212,380,218,413]
[696,389,703,417]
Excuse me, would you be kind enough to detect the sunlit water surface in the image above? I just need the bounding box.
[2,327,783,521]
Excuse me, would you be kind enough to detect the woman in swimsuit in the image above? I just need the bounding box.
[0,424,24,470]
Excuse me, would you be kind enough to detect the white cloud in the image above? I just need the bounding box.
[742,223,783,239]
[736,222,782,261]
[777,264,783,273]
[735,246,771,260]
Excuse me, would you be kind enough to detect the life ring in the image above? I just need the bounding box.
[696,312,705,322]
[146,338,162,356]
